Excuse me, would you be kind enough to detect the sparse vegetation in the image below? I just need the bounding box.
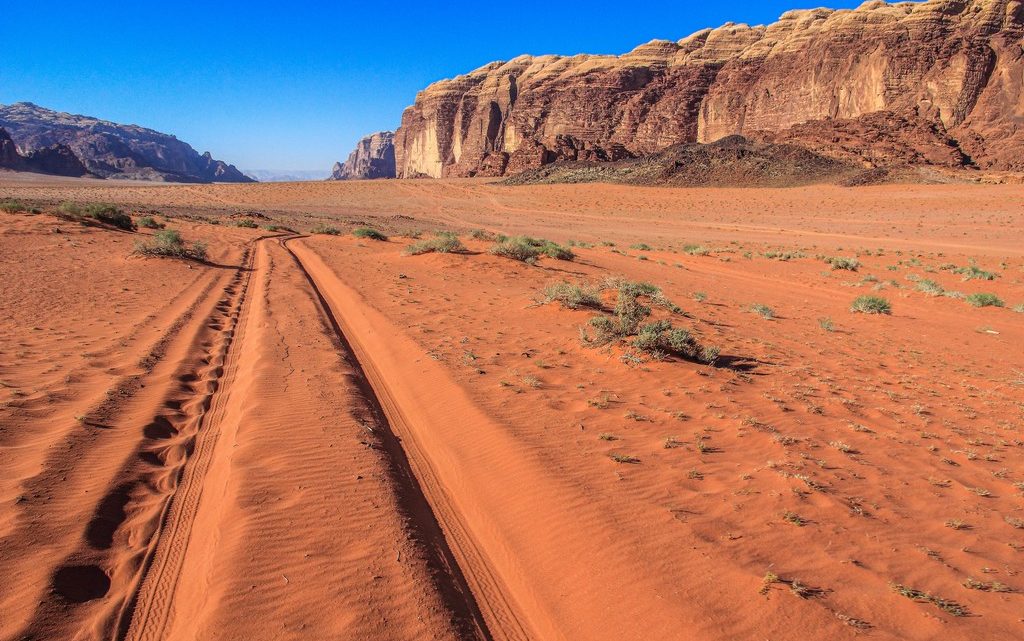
[965,292,1004,308]
[609,453,640,464]
[59,202,135,230]
[405,232,466,255]
[541,282,602,310]
[916,279,944,296]
[490,236,574,263]
[233,218,259,228]
[137,215,164,229]
[133,229,207,262]
[577,279,718,365]
[890,583,969,617]
[850,295,891,315]
[311,224,341,235]
[750,304,775,320]
[955,265,997,281]
[826,256,860,271]
[681,244,710,256]
[353,227,387,241]
[0,199,27,213]
[817,317,834,332]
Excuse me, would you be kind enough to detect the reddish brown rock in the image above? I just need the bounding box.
[330,131,396,180]
[395,0,1024,178]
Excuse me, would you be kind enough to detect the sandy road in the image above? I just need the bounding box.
[118,236,484,641]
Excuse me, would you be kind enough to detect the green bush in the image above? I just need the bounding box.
[542,282,602,310]
[134,229,207,261]
[490,236,574,263]
[137,215,164,229]
[965,293,1004,308]
[311,224,341,235]
[353,227,387,241]
[955,265,997,281]
[850,295,891,314]
[750,304,775,320]
[826,256,860,271]
[490,237,541,263]
[0,199,27,213]
[916,279,944,296]
[682,244,710,256]
[577,279,716,364]
[405,233,465,255]
[233,219,259,228]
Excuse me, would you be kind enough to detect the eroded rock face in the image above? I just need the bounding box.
[395,0,1024,177]
[0,103,253,183]
[0,127,91,177]
[330,131,396,180]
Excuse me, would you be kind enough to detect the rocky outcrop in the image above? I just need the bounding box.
[330,131,396,180]
[0,127,91,177]
[0,102,254,183]
[395,0,1024,177]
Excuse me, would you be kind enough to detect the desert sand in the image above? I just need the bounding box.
[1,176,1022,641]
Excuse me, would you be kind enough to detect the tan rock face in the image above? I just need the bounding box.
[331,131,396,180]
[395,0,1024,177]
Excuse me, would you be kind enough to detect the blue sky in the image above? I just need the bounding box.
[0,1,873,171]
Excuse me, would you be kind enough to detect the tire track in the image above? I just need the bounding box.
[114,243,260,641]
[282,237,525,641]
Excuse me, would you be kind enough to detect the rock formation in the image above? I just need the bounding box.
[0,102,253,183]
[330,131,396,180]
[0,127,91,177]
[395,0,1024,178]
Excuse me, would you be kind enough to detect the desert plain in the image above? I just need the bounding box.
[0,175,1022,641]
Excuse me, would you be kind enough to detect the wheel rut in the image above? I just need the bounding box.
[282,237,527,641]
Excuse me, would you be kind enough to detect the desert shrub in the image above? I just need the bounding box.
[0,199,27,213]
[311,224,341,235]
[750,304,775,320]
[1013,303,1024,313]
[965,293,1004,308]
[405,232,465,255]
[577,278,717,364]
[826,256,860,271]
[542,282,602,310]
[850,295,891,314]
[490,237,541,263]
[134,229,207,261]
[916,279,944,296]
[470,229,497,241]
[353,227,387,241]
[630,243,652,251]
[682,244,710,256]
[818,317,834,332]
[541,242,575,261]
[763,250,805,261]
[58,202,135,230]
[955,265,997,281]
[490,236,575,263]
[137,215,164,229]
[233,218,259,228]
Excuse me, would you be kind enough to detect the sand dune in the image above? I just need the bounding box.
[1,177,1021,640]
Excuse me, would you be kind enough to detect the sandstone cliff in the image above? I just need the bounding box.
[395,0,1024,178]
[0,127,91,177]
[0,102,253,183]
[330,131,396,180]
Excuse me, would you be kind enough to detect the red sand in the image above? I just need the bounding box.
[1,177,1022,640]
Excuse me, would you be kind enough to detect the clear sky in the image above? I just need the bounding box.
[0,1,874,171]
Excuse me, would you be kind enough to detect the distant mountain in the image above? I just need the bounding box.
[330,132,395,180]
[0,102,253,183]
[0,127,91,177]
[243,169,330,183]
